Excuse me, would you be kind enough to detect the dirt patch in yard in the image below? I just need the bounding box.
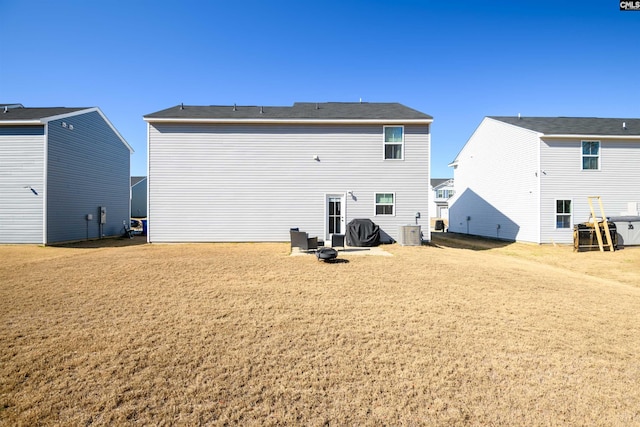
[1,236,639,425]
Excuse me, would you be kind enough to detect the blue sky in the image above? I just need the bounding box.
[1,1,638,178]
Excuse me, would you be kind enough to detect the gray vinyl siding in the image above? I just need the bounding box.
[148,123,430,242]
[131,177,147,217]
[46,111,130,243]
[0,129,45,243]
[0,126,45,136]
[449,118,540,242]
[540,138,640,244]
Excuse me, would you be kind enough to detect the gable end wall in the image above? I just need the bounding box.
[46,111,130,243]
[449,119,540,242]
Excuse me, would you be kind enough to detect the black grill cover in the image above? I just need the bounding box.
[346,218,381,247]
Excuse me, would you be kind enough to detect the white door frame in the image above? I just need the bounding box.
[325,193,346,242]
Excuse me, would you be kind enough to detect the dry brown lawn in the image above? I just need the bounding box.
[1,234,640,426]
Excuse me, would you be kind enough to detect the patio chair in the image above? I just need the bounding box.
[290,229,319,252]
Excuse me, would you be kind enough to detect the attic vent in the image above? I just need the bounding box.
[233,104,237,111]
[260,106,264,114]
[3,106,7,113]
[623,122,627,130]
[180,103,184,110]
[315,103,319,110]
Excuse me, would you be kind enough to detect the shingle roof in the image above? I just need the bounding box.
[145,102,433,121]
[490,116,640,136]
[131,176,146,186]
[431,178,452,187]
[0,105,89,122]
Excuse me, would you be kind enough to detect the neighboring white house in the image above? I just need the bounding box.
[448,116,640,244]
[429,178,454,226]
[0,104,132,244]
[143,102,433,243]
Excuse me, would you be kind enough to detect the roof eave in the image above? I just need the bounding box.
[39,108,95,123]
[1,108,134,153]
[433,179,454,189]
[0,119,45,125]
[540,134,640,140]
[143,117,433,125]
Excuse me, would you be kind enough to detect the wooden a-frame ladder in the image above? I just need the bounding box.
[587,196,615,252]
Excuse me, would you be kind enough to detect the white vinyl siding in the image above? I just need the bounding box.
[148,123,430,242]
[0,132,45,243]
[540,139,640,244]
[448,118,540,242]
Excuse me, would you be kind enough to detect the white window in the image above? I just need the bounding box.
[436,189,455,199]
[582,141,600,170]
[384,126,404,160]
[375,193,395,215]
[556,200,572,229]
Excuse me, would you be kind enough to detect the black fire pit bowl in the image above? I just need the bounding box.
[316,247,338,262]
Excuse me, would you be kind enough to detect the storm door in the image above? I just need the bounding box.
[326,194,345,241]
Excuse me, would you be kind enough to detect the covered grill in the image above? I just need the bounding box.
[346,218,381,247]
[609,216,640,247]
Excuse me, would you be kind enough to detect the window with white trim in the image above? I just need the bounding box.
[375,193,395,215]
[384,126,404,160]
[436,189,455,199]
[556,200,572,229]
[582,141,600,170]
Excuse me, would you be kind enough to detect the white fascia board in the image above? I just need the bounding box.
[540,134,640,140]
[0,119,43,125]
[433,179,454,190]
[0,109,91,125]
[39,108,96,123]
[143,117,433,125]
[92,107,134,153]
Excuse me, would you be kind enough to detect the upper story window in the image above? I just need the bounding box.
[436,189,455,199]
[375,193,395,215]
[582,141,600,170]
[384,126,404,160]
